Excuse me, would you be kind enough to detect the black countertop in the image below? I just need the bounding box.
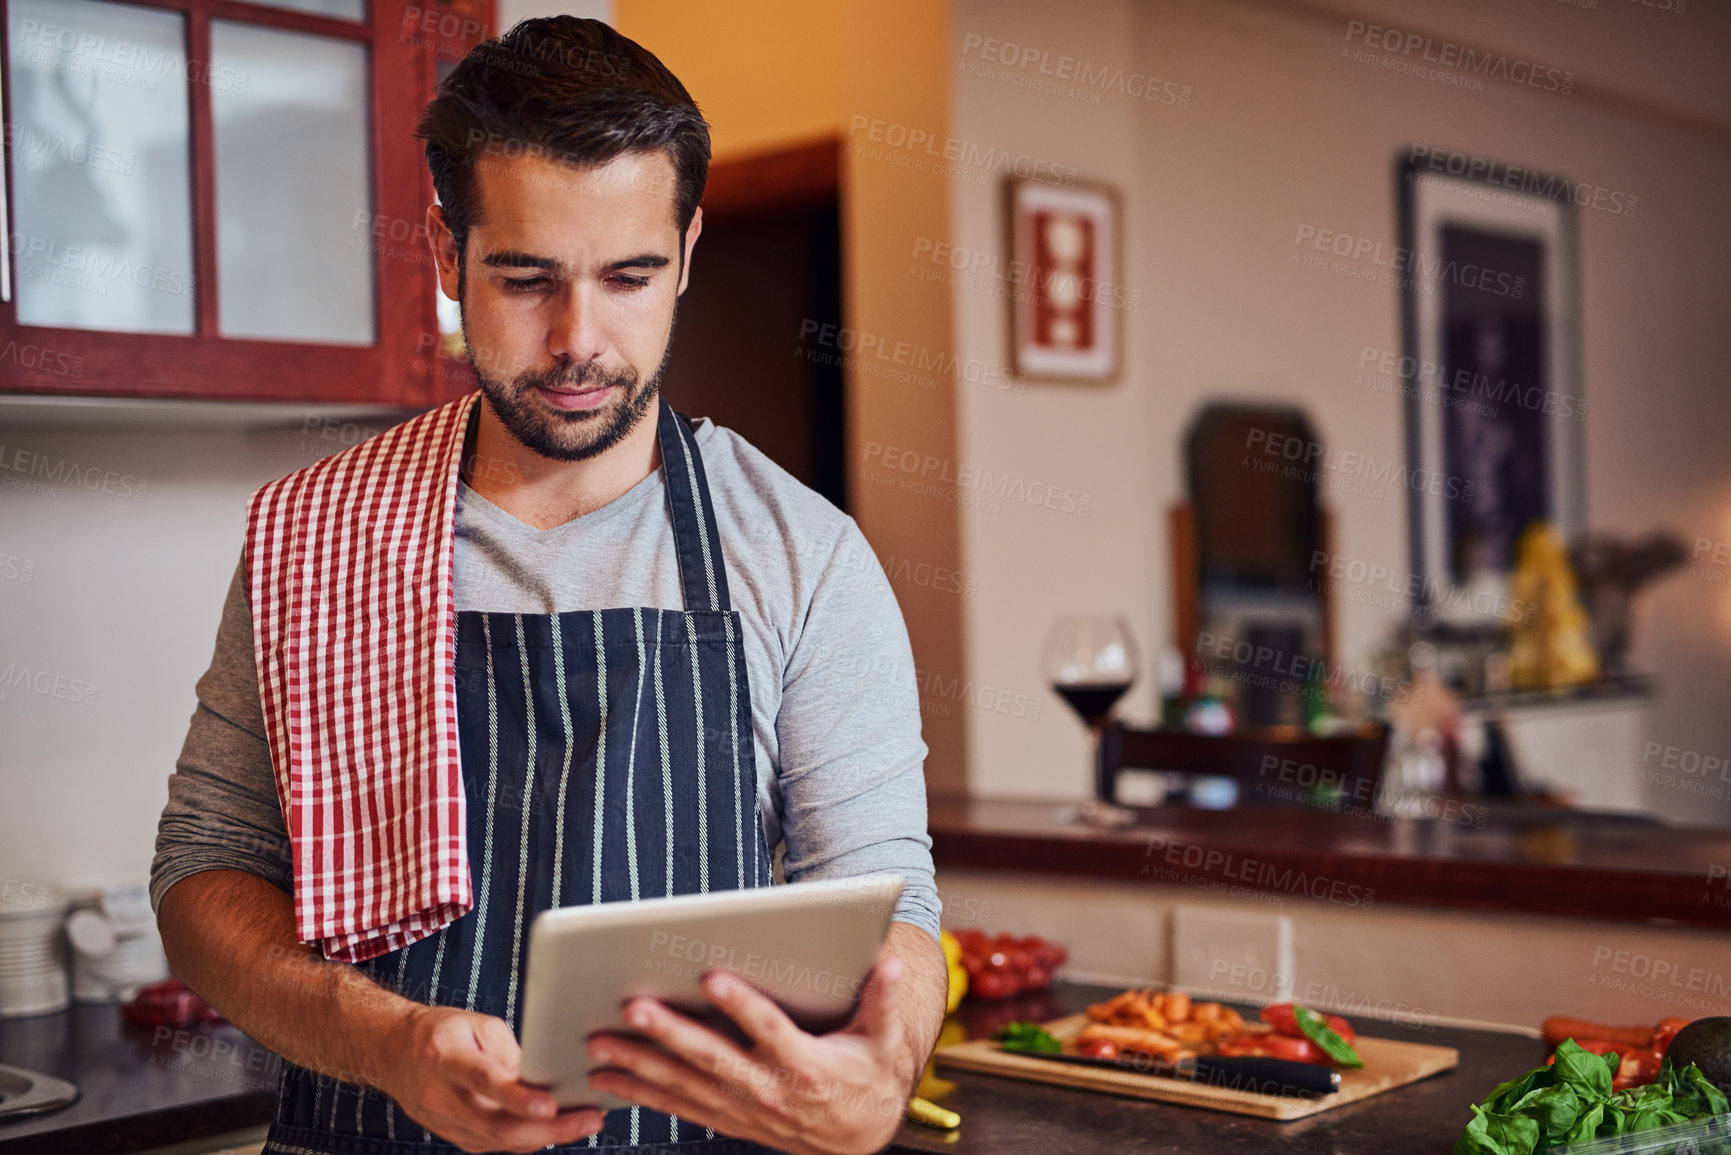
[2,984,1540,1154]
[887,981,1545,1155]
[0,1003,275,1154]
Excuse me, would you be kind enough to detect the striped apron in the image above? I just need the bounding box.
[263,401,775,1155]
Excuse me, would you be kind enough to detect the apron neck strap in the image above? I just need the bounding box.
[656,397,731,613]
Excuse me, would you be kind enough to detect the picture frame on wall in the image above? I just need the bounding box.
[1397,152,1585,624]
[1006,177,1123,382]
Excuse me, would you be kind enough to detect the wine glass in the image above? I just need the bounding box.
[1042,616,1140,824]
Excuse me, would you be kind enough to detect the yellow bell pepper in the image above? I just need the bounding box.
[939,929,967,1012]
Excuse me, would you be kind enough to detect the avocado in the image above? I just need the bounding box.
[1663,1016,1731,1094]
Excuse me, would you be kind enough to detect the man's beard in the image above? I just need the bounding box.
[463,312,673,464]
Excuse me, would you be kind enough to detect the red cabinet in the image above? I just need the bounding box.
[0,0,490,404]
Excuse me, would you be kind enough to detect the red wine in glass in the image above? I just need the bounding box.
[1053,681,1132,727]
[1043,616,1141,824]
[1042,616,1140,731]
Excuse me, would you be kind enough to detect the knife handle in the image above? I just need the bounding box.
[1190,1056,1341,1097]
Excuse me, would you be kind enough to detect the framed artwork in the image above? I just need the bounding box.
[1398,153,1584,622]
[1006,178,1122,381]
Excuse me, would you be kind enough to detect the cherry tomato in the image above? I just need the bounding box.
[1078,1038,1120,1060]
[1031,939,1066,968]
[1260,1003,1355,1045]
[955,929,1067,999]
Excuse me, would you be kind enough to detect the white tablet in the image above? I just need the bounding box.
[518,874,904,1110]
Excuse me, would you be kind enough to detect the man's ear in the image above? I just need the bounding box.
[676,206,703,296]
[427,203,462,301]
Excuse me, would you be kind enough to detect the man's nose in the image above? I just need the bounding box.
[547,284,607,364]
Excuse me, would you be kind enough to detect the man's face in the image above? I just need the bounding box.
[431,149,700,462]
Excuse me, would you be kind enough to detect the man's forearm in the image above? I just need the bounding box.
[881,921,949,1094]
[157,869,419,1092]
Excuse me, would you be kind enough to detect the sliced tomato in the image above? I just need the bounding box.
[1077,1038,1119,1060]
[1259,1003,1356,1046]
[1218,1033,1328,1064]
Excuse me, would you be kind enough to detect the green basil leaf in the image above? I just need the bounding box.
[1454,1104,1541,1155]
[1652,1058,1682,1097]
[1551,1039,1614,1101]
[1629,1083,1672,1113]
[1509,1084,1579,1136]
[1453,1105,1501,1155]
[1484,1066,1553,1112]
[1484,1108,1541,1155]
[1563,1099,1606,1145]
[1675,1063,1731,1119]
[1294,1005,1364,1068]
[1464,1047,1731,1155]
[995,1021,1062,1054]
[1625,1102,1691,1133]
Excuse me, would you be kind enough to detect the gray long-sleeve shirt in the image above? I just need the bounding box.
[150,416,940,941]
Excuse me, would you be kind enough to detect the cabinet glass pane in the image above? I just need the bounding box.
[234,0,367,22]
[6,0,196,334]
[211,21,374,345]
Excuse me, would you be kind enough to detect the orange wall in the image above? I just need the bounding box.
[614,0,846,159]
[616,1,969,794]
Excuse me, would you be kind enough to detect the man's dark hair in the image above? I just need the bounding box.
[416,17,709,270]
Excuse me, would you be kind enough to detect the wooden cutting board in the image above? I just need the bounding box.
[935,1013,1459,1121]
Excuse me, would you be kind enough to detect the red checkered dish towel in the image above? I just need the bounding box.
[245,392,484,962]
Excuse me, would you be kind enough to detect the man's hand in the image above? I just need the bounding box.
[587,925,948,1155]
[158,871,606,1155]
[382,1005,606,1154]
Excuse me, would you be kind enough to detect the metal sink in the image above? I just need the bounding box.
[0,1063,79,1119]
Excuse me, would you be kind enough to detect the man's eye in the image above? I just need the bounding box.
[609,274,649,289]
[502,277,549,293]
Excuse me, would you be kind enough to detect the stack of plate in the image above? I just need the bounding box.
[0,897,70,1018]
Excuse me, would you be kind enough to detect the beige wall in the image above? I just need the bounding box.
[949,0,1731,822]
[0,406,406,886]
[938,866,1731,1033]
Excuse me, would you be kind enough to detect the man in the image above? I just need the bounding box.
[151,17,947,1155]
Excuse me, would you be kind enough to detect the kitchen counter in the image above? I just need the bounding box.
[0,1003,275,1154]
[888,980,1540,1154]
[929,795,1731,928]
[0,984,1539,1154]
